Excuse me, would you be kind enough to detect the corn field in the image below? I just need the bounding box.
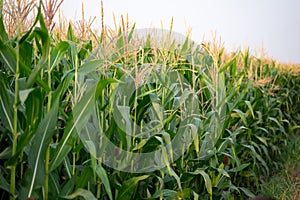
[0,1,299,200]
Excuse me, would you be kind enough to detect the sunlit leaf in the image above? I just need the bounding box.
[116,175,149,200]
[62,188,97,200]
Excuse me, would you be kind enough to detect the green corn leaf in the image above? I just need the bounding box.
[50,41,70,71]
[0,169,10,193]
[96,165,113,200]
[0,39,49,91]
[173,188,194,199]
[19,41,33,74]
[229,81,249,113]
[75,166,93,190]
[47,73,78,171]
[0,39,17,73]
[238,187,255,198]
[242,144,269,174]
[161,145,171,172]
[0,147,11,160]
[27,97,59,197]
[49,173,60,198]
[165,164,182,191]
[151,189,177,199]
[67,23,75,42]
[255,135,268,146]
[78,39,93,60]
[5,89,44,167]
[49,117,77,172]
[78,60,103,75]
[12,72,71,167]
[52,71,74,104]
[245,100,255,119]
[62,157,72,179]
[224,75,243,106]
[268,117,285,134]
[117,28,124,54]
[230,57,237,77]
[0,72,14,133]
[50,78,116,171]
[256,126,269,134]
[19,4,43,44]
[190,169,212,198]
[62,188,97,200]
[256,153,269,175]
[145,34,151,49]
[216,167,230,178]
[68,42,78,69]
[60,174,77,197]
[127,23,136,43]
[114,105,132,135]
[0,0,8,41]
[19,88,35,105]
[289,125,300,132]
[181,36,189,55]
[260,144,272,164]
[233,109,248,126]
[50,95,89,171]
[26,12,50,89]
[229,163,250,173]
[219,56,236,74]
[116,175,149,200]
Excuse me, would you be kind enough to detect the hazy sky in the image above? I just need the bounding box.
[60,0,300,63]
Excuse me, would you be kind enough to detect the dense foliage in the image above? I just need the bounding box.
[0,4,299,200]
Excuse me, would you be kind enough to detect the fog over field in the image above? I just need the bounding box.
[60,0,300,63]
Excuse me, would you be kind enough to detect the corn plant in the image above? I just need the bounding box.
[0,2,300,200]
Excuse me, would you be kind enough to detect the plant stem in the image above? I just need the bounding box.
[10,40,20,200]
[44,51,52,200]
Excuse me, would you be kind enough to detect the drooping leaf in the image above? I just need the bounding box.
[165,166,182,191]
[190,169,212,198]
[245,100,255,119]
[61,188,97,200]
[116,175,149,200]
[238,187,255,198]
[232,109,248,127]
[95,165,113,200]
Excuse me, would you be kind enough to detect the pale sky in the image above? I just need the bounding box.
[60,0,300,63]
